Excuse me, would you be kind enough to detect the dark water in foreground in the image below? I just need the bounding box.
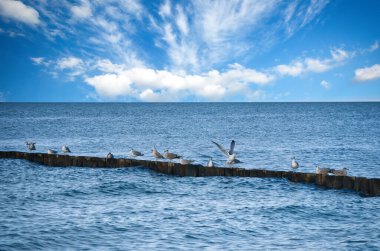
[0,103,380,250]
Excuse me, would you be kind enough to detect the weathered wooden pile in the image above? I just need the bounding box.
[1,151,379,197]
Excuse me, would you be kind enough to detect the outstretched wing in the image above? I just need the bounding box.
[212,141,229,157]
[229,140,235,155]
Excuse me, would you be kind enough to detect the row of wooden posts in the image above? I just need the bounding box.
[1,151,379,197]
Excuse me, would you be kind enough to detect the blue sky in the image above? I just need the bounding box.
[0,0,379,102]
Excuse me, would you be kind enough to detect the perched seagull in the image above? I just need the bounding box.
[179,157,194,165]
[106,152,114,159]
[207,158,214,167]
[212,140,241,164]
[151,146,163,159]
[332,167,348,176]
[316,166,330,175]
[163,150,181,161]
[62,145,71,153]
[25,142,36,151]
[130,149,144,157]
[291,157,299,171]
[47,149,57,155]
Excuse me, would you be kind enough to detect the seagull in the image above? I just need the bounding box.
[130,149,144,157]
[47,149,57,154]
[179,157,194,165]
[212,140,241,164]
[207,158,214,167]
[163,149,181,161]
[332,167,348,176]
[62,145,71,153]
[151,146,163,159]
[25,142,36,151]
[316,166,330,175]
[291,156,299,171]
[106,152,114,159]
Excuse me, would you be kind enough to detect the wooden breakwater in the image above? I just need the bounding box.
[1,151,380,197]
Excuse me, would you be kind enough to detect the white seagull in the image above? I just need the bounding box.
[291,156,299,171]
[332,167,348,176]
[316,166,330,175]
[179,157,194,165]
[207,158,214,167]
[62,145,71,153]
[47,149,57,154]
[130,149,144,157]
[25,142,36,151]
[107,152,114,159]
[212,140,241,164]
[151,146,163,159]
[163,149,181,161]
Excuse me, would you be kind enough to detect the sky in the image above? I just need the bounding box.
[0,0,379,102]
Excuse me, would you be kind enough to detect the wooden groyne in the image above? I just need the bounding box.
[1,151,380,197]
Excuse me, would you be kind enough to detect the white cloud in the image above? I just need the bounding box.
[71,0,92,20]
[354,64,380,82]
[0,0,40,26]
[31,57,45,65]
[159,0,171,18]
[275,62,303,76]
[57,57,83,69]
[84,63,273,101]
[275,48,350,76]
[320,80,331,89]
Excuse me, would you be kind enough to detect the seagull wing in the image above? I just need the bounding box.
[229,140,235,155]
[212,141,229,157]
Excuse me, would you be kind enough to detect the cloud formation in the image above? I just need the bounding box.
[85,63,273,101]
[275,49,350,76]
[0,0,40,26]
[354,64,380,82]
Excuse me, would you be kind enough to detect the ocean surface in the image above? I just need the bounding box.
[0,102,379,250]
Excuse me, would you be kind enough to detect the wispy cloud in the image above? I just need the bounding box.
[150,0,329,72]
[354,64,380,82]
[71,0,92,20]
[0,0,40,26]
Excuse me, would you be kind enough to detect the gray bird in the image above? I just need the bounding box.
[163,149,181,161]
[291,156,299,171]
[25,142,36,151]
[152,146,163,159]
[62,145,71,153]
[130,149,144,157]
[47,149,57,154]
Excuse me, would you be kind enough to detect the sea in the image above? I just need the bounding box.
[0,102,379,250]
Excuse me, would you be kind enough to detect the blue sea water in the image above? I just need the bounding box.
[0,102,380,250]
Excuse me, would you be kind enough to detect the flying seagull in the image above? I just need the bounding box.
[25,142,36,151]
[62,145,71,153]
[212,140,241,164]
